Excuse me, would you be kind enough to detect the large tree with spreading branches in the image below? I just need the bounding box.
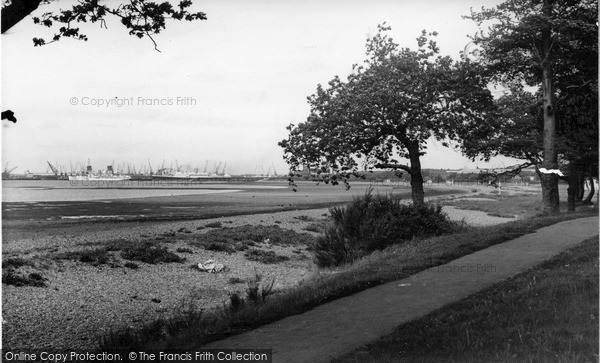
[279,25,494,205]
[465,0,597,214]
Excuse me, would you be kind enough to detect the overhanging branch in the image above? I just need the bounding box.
[374,163,411,173]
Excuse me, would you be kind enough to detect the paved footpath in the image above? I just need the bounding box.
[202,217,599,362]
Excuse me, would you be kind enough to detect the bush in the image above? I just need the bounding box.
[244,249,289,264]
[313,188,457,267]
[203,242,236,254]
[2,268,47,287]
[121,243,186,264]
[189,225,315,251]
[124,262,139,269]
[205,222,223,228]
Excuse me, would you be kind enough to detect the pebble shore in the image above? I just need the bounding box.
[3,194,515,351]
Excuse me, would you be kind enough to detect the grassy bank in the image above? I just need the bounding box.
[98,207,597,351]
[335,236,599,362]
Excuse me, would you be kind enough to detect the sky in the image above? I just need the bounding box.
[1,0,521,175]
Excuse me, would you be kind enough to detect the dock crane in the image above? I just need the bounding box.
[2,163,17,179]
[47,161,59,176]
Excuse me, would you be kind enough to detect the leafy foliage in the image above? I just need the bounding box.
[30,0,207,50]
[279,25,493,203]
[313,189,458,267]
[465,0,598,213]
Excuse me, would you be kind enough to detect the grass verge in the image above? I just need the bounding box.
[97,208,597,352]
[335,236,599,362]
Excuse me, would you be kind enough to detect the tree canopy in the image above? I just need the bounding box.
[465,0,598,213]
[1,0,207,51]
[279,25,494,204]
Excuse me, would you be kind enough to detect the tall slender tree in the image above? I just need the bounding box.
[466,0,597,214]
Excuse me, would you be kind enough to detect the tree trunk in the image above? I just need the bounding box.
[567,173,577,212]
[540,0,560,214]
[407,142,425,205]
[577,174,585,201]
[582,175,595,205]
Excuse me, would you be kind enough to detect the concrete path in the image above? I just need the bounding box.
[202,217,599,362]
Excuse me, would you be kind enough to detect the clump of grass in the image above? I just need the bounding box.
[245,270,276,304]
[54,248,113,266]
[229,270,277,312]
[294,215,314,222]
[205,222,223,228]
[190,225,314,250]
[303,222,326,233]
[314,188,458,267]
[3,269,47,287]
[121,243,186,264]
[244,249,289,264]
[99,291,205,350]
[79,249,111,265]
[203,242,236,254]
[3,257,31,268]
[124,262,139,269]
[228,277,245,284]
[189,225,315,255]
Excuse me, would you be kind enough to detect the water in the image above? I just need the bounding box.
[1,180,279,203]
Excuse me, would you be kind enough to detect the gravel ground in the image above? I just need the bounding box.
[2,201,514,351]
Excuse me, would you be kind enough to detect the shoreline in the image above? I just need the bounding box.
[3,184,506,351]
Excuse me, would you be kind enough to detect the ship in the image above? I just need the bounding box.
[69,164,131,181]
[152,162,231,181]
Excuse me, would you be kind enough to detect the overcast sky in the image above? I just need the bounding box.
[1,0,519,175]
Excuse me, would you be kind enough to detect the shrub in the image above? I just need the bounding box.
[246,270,276,304]
[228,277,245,284]
[205,222,223,228]
[191,225,314,248]
[53,248,112,266]
[2,268,47,287]
[121,243,186,264]
[79,249,110,265]
[303,222,326,233]
[313,188,457,267]
[124,262,139,269]
[244,249,289,264]
[203,242,236,254]
[3,257,31,269]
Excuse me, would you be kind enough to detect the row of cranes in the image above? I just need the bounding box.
[3,160,283,180]
[253,163,279,177]
[46,159,231,177]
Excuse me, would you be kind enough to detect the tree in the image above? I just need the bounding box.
[2,0,207,121]
[279,25,494,205]
[1,0,206,51]
[461,85,597,211]
[466,0,597,214]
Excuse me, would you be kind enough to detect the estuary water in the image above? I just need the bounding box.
[1,180,281,203]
